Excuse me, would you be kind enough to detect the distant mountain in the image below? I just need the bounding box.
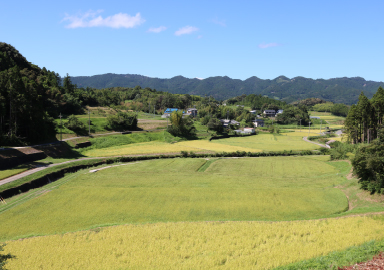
[71,73,384,104]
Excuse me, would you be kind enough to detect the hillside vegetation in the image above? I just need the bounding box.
[71,73,384,104]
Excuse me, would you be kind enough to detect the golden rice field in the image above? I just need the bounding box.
[3,215,384,270]
[83,132,319,157]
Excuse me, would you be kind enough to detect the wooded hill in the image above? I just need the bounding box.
[71,73,384,104]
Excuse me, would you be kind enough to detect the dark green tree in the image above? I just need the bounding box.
[352,129,384,194]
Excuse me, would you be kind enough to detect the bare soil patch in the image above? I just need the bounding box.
[339,252,384,270]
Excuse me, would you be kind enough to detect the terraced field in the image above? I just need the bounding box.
[4,216,384,270]
[83,132,320,157]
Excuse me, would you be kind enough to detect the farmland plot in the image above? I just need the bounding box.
[3,215,384,270]
[0,156,348,241]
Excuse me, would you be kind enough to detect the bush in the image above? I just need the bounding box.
[64,115,86,133]
[106,111,138,131]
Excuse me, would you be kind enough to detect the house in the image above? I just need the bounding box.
[243,127,256,134]
[185,108,198,117]
[263,109,283,117]
[263,110,277,117]
[253,119,264,128]
[162,108,184,118]
[234,128,255,135]
[250,110,257,114]
[220,119,240,128]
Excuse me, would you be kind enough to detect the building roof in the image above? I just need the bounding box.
[263,110,276,113]
[164,108,179,113]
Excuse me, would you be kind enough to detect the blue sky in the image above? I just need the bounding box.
[1,0,383,81]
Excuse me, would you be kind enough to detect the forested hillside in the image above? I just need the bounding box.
[71,74,384,104]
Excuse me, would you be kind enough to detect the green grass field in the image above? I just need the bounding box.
[0,156,348,242]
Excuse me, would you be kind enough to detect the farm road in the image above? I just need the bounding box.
[0,157,104,187]
[303,137,330,148]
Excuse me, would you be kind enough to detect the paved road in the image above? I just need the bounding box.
[0,157,105,187]
[303,136,330,148]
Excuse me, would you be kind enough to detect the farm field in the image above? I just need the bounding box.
[82,132,320,157]
[3,215,384,269]
[0,156,348,242]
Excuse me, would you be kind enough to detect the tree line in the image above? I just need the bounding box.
[345,87,384,144]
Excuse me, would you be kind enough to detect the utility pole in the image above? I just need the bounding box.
[320,119,322,134]
[154,105,155,118]
[59,113,62,141]
[299,119,302,132]
[308,122,311,137]
[88,110,91,135]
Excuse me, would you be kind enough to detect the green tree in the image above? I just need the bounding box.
[207,118,223,132]
[352,129,384,194]
[65,115,86,133]
[168,111,196,137]
[106,111,138,131]
[0,244,14,270]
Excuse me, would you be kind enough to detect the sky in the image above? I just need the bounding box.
[1,0,383,82]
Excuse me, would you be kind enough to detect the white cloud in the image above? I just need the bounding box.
[62,10,145,29]
[258,42,281,49]
[147,26,167,33]
[175,26,198,36]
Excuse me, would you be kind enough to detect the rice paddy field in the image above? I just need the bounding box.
[2,154,382,269]
[4,216,384,270]
[82,132,320,157]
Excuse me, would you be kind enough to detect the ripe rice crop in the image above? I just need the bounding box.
[83,133,320,157]
[211,133,319,152]
[3,215,384,270]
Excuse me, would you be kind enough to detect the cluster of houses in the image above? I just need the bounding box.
[162,107,283,133]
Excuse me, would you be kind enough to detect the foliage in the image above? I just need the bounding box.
[0,43,58,144]
[207,118,223,132]
[344,88,384,143]
[352,131,384,193]
[64,115,86,133]
[0,244,14,270]
[329,142,359,161]
[168,111,196,137]
[276,105,310,125]
[71,73,384,104]
[291,98,326,108]
[105,111,137,131]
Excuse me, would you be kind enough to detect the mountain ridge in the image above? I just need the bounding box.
[70,73,384,104]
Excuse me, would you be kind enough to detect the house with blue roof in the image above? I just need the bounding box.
[162,108,188,118]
